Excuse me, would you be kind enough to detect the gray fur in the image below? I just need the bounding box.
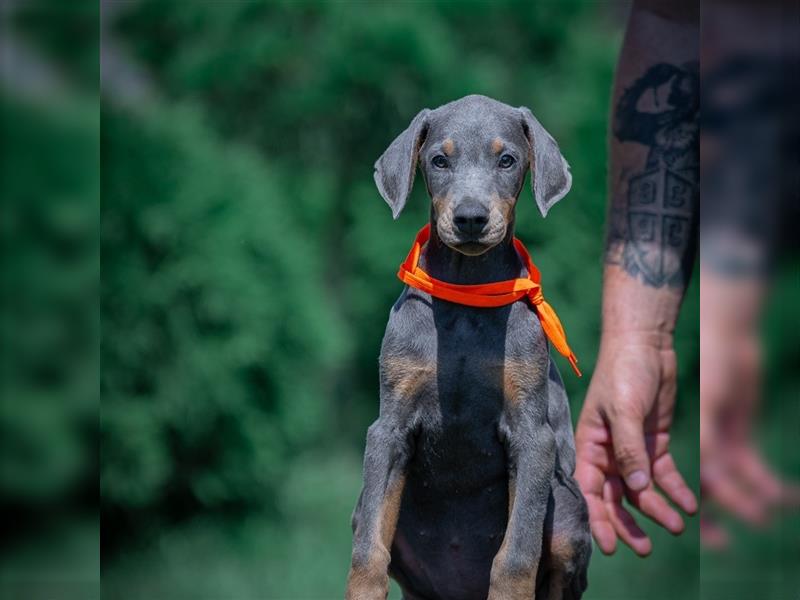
[347,95,590,600]
[519,107,573,217]
[374,108,431,219]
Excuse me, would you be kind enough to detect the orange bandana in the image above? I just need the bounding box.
[397,224,581,377]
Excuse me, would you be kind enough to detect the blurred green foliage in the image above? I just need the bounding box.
[1,1,100,588]
[0,94,98,506]
[102,103,351,539]
[11,0,98,89]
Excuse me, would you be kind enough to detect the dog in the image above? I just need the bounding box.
[346,95,591,600]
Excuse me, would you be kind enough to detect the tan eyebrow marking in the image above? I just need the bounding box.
[491,138,504,154]
[442,138,455,156]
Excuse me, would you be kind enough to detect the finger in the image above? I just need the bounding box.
[736,448,782,505]
[578,432,671,480]
[585,492,618,555]
[608,412,651,491]
[604,478,652,557]
[653,453,698,514]
[700,511,729,550]
[626,486,685,534]
[703,465,766,524]
[576,438,615,474]
[575,461,618,555]
[575,447,611,493]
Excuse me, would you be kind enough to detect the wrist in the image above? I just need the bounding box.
[600,265,682,339]
[598,329,675,352]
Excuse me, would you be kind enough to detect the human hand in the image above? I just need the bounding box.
[575,332,698,556]
[700,279,800,547]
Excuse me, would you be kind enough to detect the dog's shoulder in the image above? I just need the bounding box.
[504,300,548,357]
[381,287,436,354]
[378,288,437,413]
[546,359,578,474]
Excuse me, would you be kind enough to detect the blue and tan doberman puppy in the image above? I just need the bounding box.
[346,95,591,600]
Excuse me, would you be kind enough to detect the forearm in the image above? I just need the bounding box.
[604,1,699,340]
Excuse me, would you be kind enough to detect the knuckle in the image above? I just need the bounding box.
[614,442,642,468]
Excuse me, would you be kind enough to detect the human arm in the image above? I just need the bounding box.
[574,0,699,556]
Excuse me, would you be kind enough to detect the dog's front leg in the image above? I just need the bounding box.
[488,416,556,600]
[345,419,411,600]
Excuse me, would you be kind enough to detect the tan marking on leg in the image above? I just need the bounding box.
[492,137,505,154]
[346,552,389,600]
[345,474,407,600]
[549,532,575,567]
[488,472,538,599]
[544,533,575,600]
[489,571,536,600]
[381,356,435,399]
[488,547,537,600]
[442,138,455,156]
[379,474,406,548]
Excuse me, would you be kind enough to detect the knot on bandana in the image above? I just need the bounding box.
[397,224,581,377]
[528,289,545,306]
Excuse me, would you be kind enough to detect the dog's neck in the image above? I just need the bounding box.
[421,214,524,285]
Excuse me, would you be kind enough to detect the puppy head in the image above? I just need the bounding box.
[374,95,572,255]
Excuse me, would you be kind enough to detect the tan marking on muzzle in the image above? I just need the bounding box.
[432,193,456,232]
[489,192,516,224]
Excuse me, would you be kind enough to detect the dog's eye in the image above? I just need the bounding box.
[498,154,516,169]
[431,155,449,169]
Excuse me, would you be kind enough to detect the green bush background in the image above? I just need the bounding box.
[3,1,798,599]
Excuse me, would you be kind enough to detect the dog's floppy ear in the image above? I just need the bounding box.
[374,108,431,219]
[519,107,572,217]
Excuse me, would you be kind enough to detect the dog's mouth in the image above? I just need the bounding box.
[450,240,493,256]
[438,224,507,256]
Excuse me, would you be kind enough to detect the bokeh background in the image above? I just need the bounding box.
[0,1,796,599]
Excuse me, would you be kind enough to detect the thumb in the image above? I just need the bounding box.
[609,413,650,491]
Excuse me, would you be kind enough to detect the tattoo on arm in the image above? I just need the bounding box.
[606,61,699,289]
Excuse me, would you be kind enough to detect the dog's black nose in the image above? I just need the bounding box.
[453,204,489,236]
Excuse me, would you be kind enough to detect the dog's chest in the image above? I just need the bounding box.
[433,308,506,416]
[383,295,546,443]
[405,306,513,486]
[431,301,543,412]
